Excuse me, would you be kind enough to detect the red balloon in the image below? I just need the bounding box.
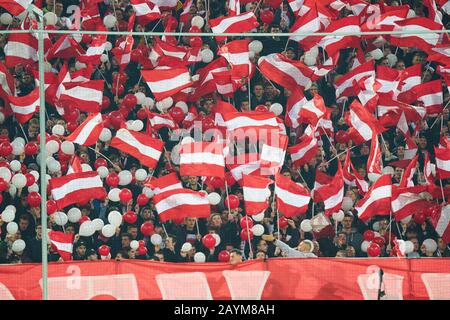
[240,216,254,229]
[64,108,79,122]
[0,136,9,145]
[98,245,110,256]
[20,164,27,174]
[367,242,381,257]
[363,230,375,242]
[260,10,274,24]
[119,188,132,203]
[0,194,3,205]
[190,36,202,47]
[240,228,254,241]
[202,234,216,249]
[141,221,154,236]
[25,173,35,187]
[58,150,71,162]
[27,192,41,207]
[218,250,230,262]
[46,200,58,215]
[109,111,124,129]
[169,107,185,123]
[278,217,288,229]
[66,122,78,133]
[414,212,426,225]
[106,173,120,187]
[112,83,125,97]
[189,26,201,33]
[119,103,130,118]
[138,240,145,247]
[225,195,240,209]
[136,194,149,206]
[335,130,349,144]
[373,236,385,247]
[81,34,92,44]
[0,142,12,157]
[209,177,225,189]
[112,72,127,85]
[94,158,108,169]
[130,49,143,63]
[137,108,148,120]
[79,216,91,225]
[123,211,138,224]
[123,94,138,109]
[0,178,8,191]
[101,96,110,110]
[255,105,268,112]
[137,246,148,256]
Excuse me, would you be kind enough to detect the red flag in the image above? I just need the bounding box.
[130,0,161,25]
[314,162,344,217]
[48,231,74,261]
[179,141,225,177]
[0,0,32,16]
[8,88,39,124]
[275,173,311,218]
[367,133,382,176]
[65,113,104,146]
[145,172,183,195]
[356,174,392,222]
[209,11,259,34]
[142,67,193,101]
[243,174,273,215]
[288,126,318,167]
[435,143,450,179]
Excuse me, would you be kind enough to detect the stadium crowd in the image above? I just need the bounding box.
[0,0,449,265]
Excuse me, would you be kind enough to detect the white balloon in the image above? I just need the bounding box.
[97,166,109,179]
[386,53,398,67]
[341,197,354,211]
[11,142,24,156]
[142,187,154,198]
[361,240,370,252]
[28,183,39,193]
[142,97,155,108]
[9,160,21,172]
[181,242,192,252]
[8,184,16,197]
[126,120,134,130]
[300,219,312,232]
[0,167,11,182]
[1,209,15,223]
[81,163,92,172]
[200,49,214,63]
[175,101,188,114]
[99,128,112,142]
[118,170,132,186]
[270,103,283,116]
[407,9,416,18]
[404,241,414,254]
[52,125,65,136]
[60,141,74,155]
[368,173,381,182]
[12,239,26,253]
[207,192,221,205]
[131,120,144,132]
[92,218,105,231]
[382,166,394,175]
[108,188,121,202]
[11,173,26,189]
[48,160,61,173]
[130,240,139,250]
[369,48,384,60]
[423,238,437,253]
[6,222,18,235]
[103,14,117,28]
[53,212,68,226]
[401,215,412,224]
[79,221,96,237]
[248,40,263,54]
[46,140,60,155]
[191,15,204,29]
[101,224,116,238]
[30,170,39,181]
[135,92,146,105]
[162,97,174,110]
[252,224,265,236]
[372,221,380,232]
[44,12,57,26]
[75,61,87,70]
[13,137,25,145]
[332,210,345,222]
[5,205,16,214]
[303,53,317,66]
[212,233,221,247]
[170,144,180,165]
[0,13,12,25]
[181,136,195,145]
[67,208,82,223]
[253,212,265,222]
[100,54,109,63]
[150,233,162,246]
[194,252,206,263]
[135,169,147,182]
[249,51,255,59]
[108,210,123,227]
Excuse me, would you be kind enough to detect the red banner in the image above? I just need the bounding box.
[0,258,450,300]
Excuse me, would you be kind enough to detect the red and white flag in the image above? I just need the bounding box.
[228,0,241,16]
[8,88,39,124]
[334,60,375,98]
[180,0,193,23]
[112,35,134,71]
[343,152,356,187]
[367,133,382,176]
[65,113,104,146]
[397,64,422,102]
[243,174,273,215]
[423,151,435,185]
[314,162,344,216]
[435,144,450,179]
[391,186,430,221]
[300,94,326,127]
[314,169,333,190]
[275,173,311,218]
[345,100,384,144]
[390,17,443,50]
[48,231,74,261]
[149,0,177,9]
[288,126,318,167]
[309,52,340,81]
[0,0,32,16]
[78,34,107,65]
[317,16,361,56]
[209,11,258,34]
[193,58,229,99]
[376,65,401,96]
[260,135,288,175]
[353,76,380,113]
[153,188,211,222]
[179,141,225,177]
[356,174,392,222]
[226,153,261,186]
[212,71,236,97]
[414,80,443,114]
[285,88,308,128]
[145,172,183,195]
[130,0,161,25]
[222,111,280,136]
[60,80,104,113]
[49,171,106,209]
[288,0,304,16]
[430,205,450,243]
[147,112,178,130]
[5,32,38,68]
[142,67,193,101]
[258,53,313,91]
[67,155,83,175]
[0,62,15,99]
[46,35,86,61]
[350,160,370,195]
[214,99,238,128]
[399,155,418,187]
[361,7,408,33]
[218,39,251,77]
[426,44,450,66]
[110,128,164,169]
[289,5,321,50]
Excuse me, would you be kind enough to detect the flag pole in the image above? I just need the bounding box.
[224,180,232,217]
[245,216,253,259]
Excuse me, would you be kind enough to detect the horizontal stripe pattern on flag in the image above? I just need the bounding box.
[275,173,311,217]
[334,60,375,98]
[110,128,164,169]
[0,0,32,16]
[209,11,258,34]
[222,111,280,137]
[8,88,39,124]
[49,171,106,209]
[391,186,430,221]
[314,162,344,217]
[60,80,104,113]
[243,174,273,215]
[144,172,183,195]
[435,145,450,179]
[179,141,225,177]
[65,113,104,146]
[226,153,261,186]
[142,67,193,101]
[130,0,161,25]
[288,127,318,167]
[48,231,74,261]
[356,174,392,222]
[4,33,38,68]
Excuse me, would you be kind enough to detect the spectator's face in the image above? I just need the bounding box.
[438,238,447,250]
[128,227,138,239]
[396,61,405,70]
[19,219,29,231]
[66,226,75,234]
[55,2,63,16]
[298,242,311,253]
[358,167,366,178]
[342,217,353,229]
[77,246,86,257]
[143,209,152,220]
[155,253,164,261]
[257,240,268,253]
[347,246,355,257]
[380,59,389,67]
[345,190,356,202]
[253,85,264,97]
[412,55,423,65]
[165,237,175,250]
[129,249,136,259]
[256,252,265,260]
[309,86,318,96]
[422,71,432,82]
[186,218,196,228]
[229,252,242,265]
[285,50,295,60]
[395,167,403,180]
[397,146,405,157]
[360,145,369,156]
[122,236,131,249]
[411,238,419,251]
[88,254,97,261]
[241,101,250,111]
[211,214,222,227]
[419,137,427,149]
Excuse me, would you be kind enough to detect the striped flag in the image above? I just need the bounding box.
[8,88,39,124]
[0,0,32,16]
[130,0,161,25]
[209,11,258,34]
[142,67,193,101]
[356,174,392,222]
[48,231,74,261]
[288,126,318,167]
[314,162,344,217]
[145,172,183,195]
[4,33,38,68]
[179,141,225,177]
[275,173,311,218]
[243,174,273,215]
[434,143,450,179]
[60,80,104,113]
[65,113,104,146]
